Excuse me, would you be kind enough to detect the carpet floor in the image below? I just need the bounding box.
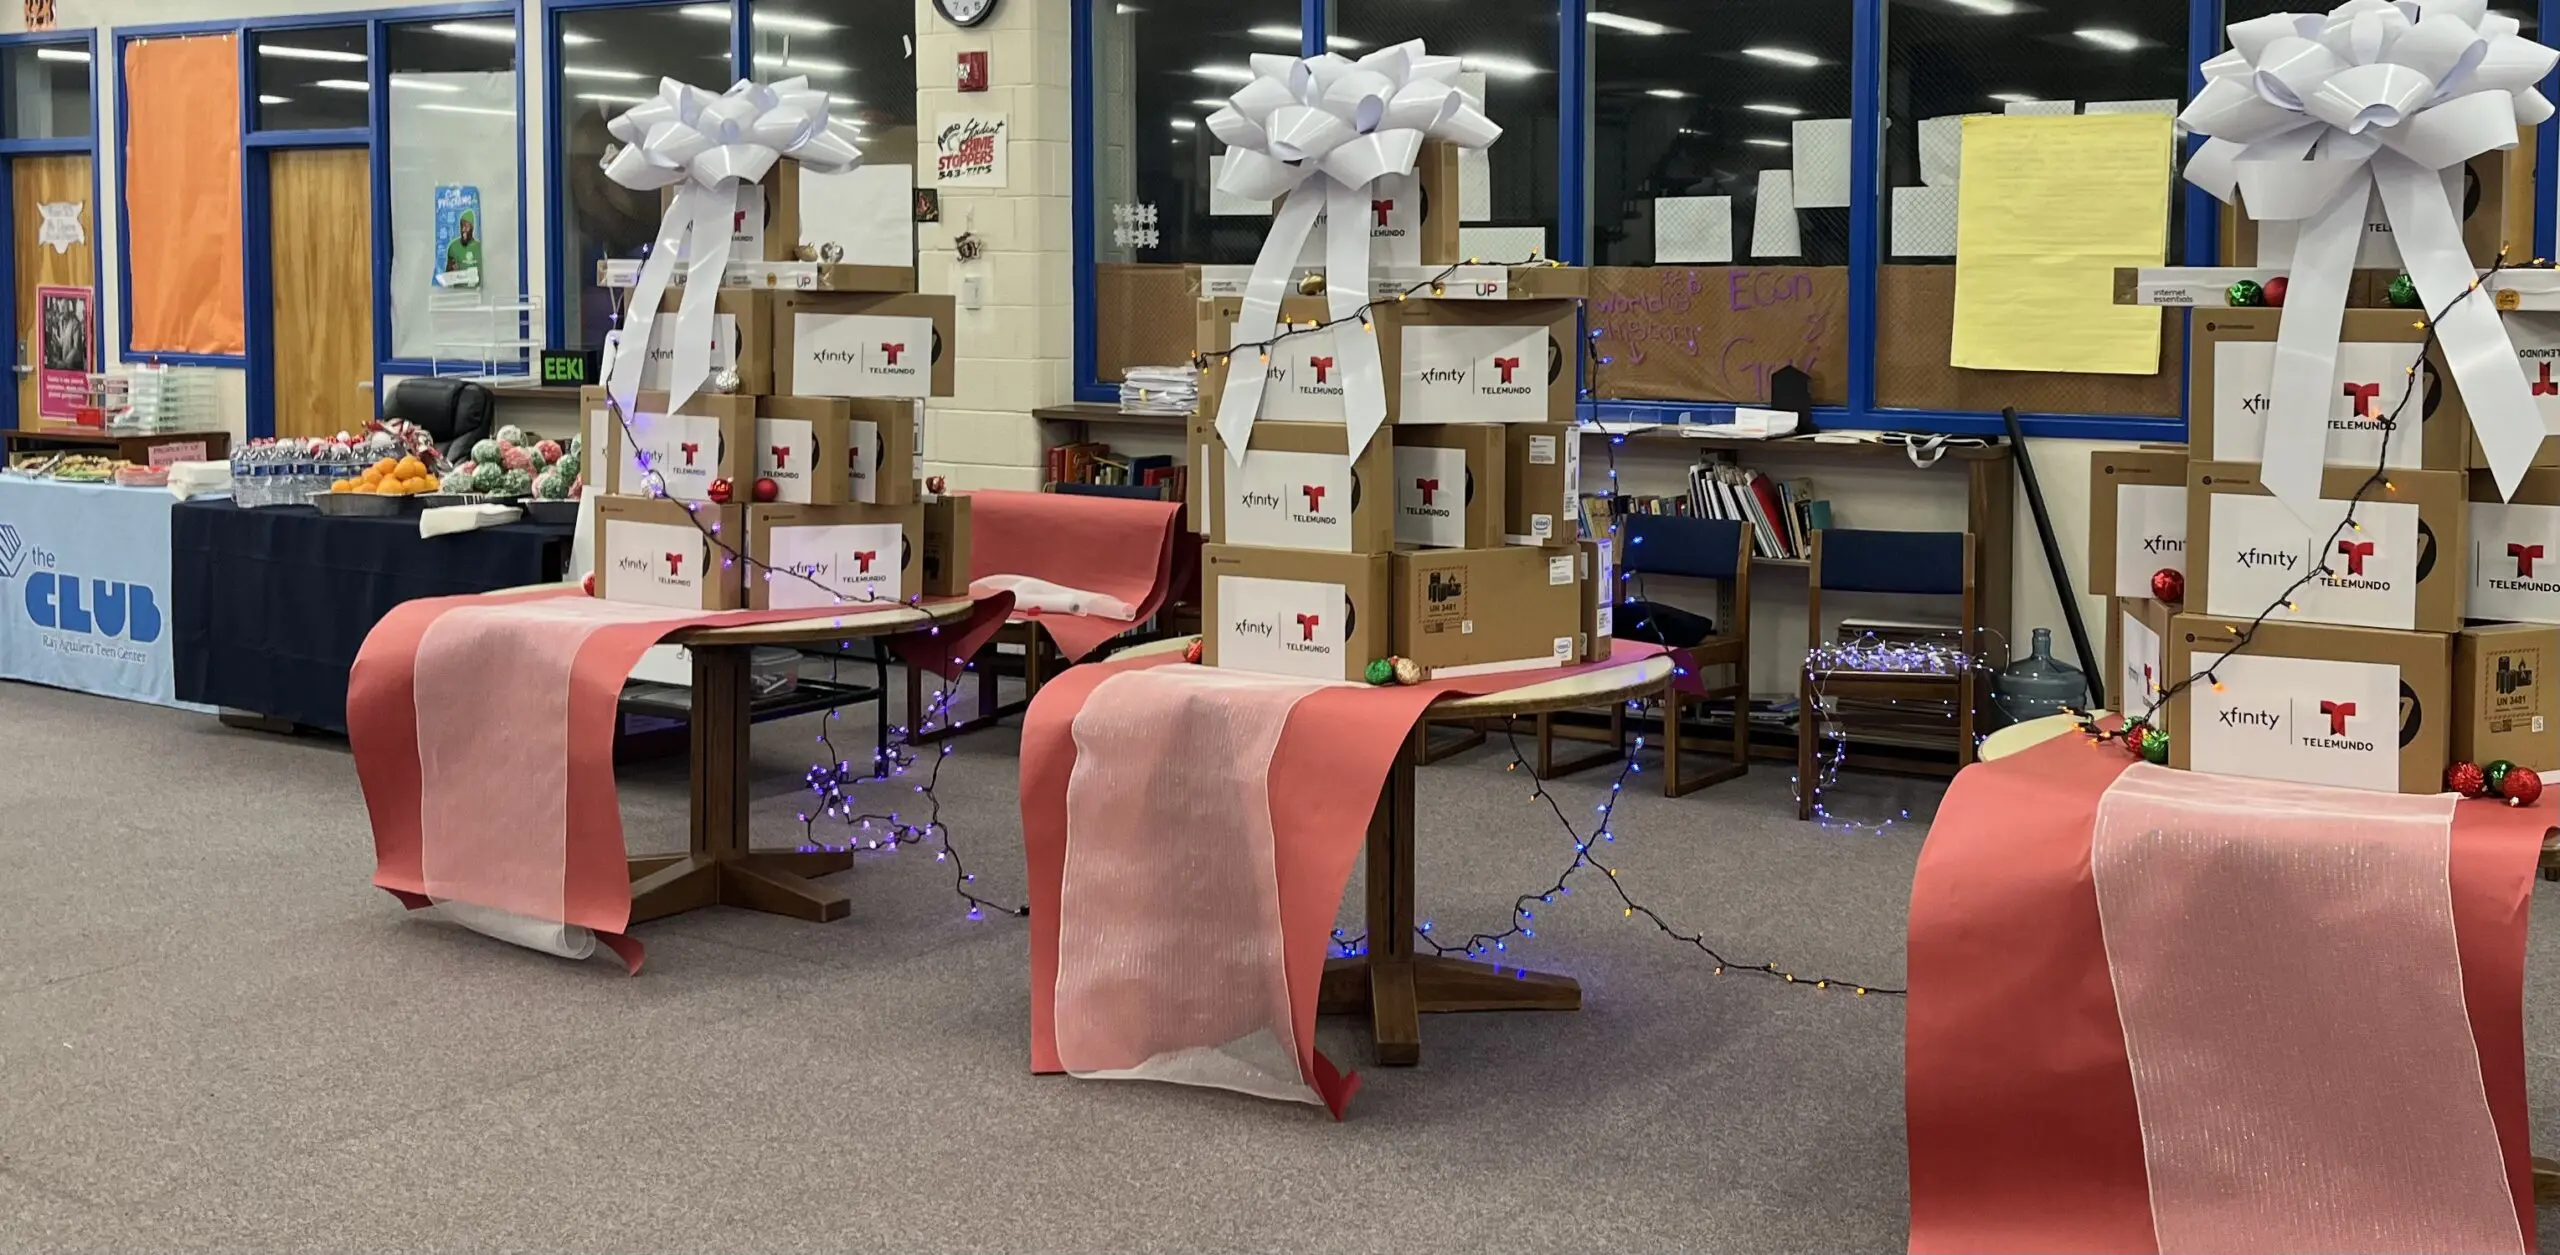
[6,673,2560,1253]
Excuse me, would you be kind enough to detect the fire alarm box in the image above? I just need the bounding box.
[957,50,988,92]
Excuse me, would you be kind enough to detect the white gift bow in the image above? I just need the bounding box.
[1206,41,1501,463]
[598,77,861,419]
[2181,0,2557,521]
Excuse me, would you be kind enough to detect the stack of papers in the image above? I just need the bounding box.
[1120,365,1198,416]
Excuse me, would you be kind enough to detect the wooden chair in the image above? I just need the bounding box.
[1603,515,1753,796]
[1797,528,1976,820]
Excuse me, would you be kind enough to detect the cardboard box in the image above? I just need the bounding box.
[1201,544,1393,682]
[1300,139,1462,268]
[2484,309,2560,469]
[1187,261,1592,302]
[2187,461,2466,634]
[2454,623,2559,770]
[2104,596,2177,719]
[770,291,957,398]
[1206,419,1395,553]
[1391,545,1582,675]
[592,495,746,611]
[2088,447,2188,600]
[1195,296,1581,429]
[664,161,800,263]
[1391,424,1507,549]
[586,387,757,503]
[1186,413,1214,534]
[1505,422,1581,548]
[2165,614,2450,794]
[2468,467,2560,623]
[1580,536,1617,662]
[633,289,774,397]
[754,396,919,506]
[2225,140,2532,273]
[2190,308,2467,472]
[747,502,924,609]
[921,495,974,597]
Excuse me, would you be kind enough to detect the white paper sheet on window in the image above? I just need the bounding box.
[1210,153,1273,216]
[1790,118,1852,209]
[388,70,521,362]
[1919,115,1968,188]
[1892,185,1960,257]
[2003,100,2078,116]
[2086,99,2180,116]
[1457,71,1491,221]
[1751,169,1800,258]
[1461,225,1546,263]
[1654,196,1733,264]
[798,163,914,267]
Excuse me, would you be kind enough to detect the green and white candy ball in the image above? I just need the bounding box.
[532,470,566,500]
[441,470,477,494]
[500,468,533,497]
[494,425,527,448]
[470,438,502,466]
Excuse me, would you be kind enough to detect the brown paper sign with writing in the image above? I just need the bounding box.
[1587,266,1848,405]
[23,0,51,30]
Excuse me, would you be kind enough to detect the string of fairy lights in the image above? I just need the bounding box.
[2076,256,2515,748]
[1188,255,1567,371]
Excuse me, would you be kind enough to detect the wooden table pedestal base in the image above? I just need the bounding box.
[628,849,856,923]
[1316,955,1581,1067]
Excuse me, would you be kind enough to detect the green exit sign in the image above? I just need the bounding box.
[540,349,598,387]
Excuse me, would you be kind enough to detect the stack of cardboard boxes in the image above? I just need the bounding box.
[2095,156,2560,791]
[1181,144,1609,682]
[583,165,971,614]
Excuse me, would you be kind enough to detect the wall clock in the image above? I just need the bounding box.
[933,0,998,27]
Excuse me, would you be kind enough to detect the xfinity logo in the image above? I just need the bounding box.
[2234,547,2297,571]
[2141,535,2184,555]
[1238,490,1283,511]
[2219,707,2281,729]
[1419,367,1466,386]
[2241,392,2270,415]
[1232,618,1274,638]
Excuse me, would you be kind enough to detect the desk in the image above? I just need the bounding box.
[170,501,574,731]
[1116,638,1676,1065]
[4,425,230,466]
[0,476,198,708]
[629,598,986,925]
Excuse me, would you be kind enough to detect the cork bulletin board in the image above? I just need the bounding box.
[1095,263,1199,384]
[1874,265,2181,416]
[1587,266,1849,405]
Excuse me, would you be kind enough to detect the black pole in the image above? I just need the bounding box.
[2000,406,2105,711]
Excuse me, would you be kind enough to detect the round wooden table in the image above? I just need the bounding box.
[1117,638,1677,1065]
[625,596,984,925]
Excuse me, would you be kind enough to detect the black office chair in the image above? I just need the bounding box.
[383,376,496,465]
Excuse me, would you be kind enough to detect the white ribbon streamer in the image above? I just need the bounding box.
[2182,0,2558,520]
[1207,41,1501,462]
[598,77,861,417]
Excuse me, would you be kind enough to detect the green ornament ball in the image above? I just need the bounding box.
[1363,658,1395,686]
[2225,279,2264,307]
[533,471,566,500]
[500,468,533,497]
[2485,759,2517,794]
[2387,273,2421,308]
[2139,725,2171,765]
[470,438,502,466]
[494,424,527,448]
[471,463,508,493]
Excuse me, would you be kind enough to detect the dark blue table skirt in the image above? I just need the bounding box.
[171,500,574,732]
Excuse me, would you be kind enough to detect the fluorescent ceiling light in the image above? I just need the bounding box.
[315,79,369,92]
[1646,88,1689,99]
[428,21,514,43]
[2074,27,2141,51]
[1745,137,1789,148]
[767,55,850,74]
[1949,0,2021,14]
[730,7,836,34]
[1460,52,1545,78]
[1190,98,1227,108]
[390,79,461,92]
[1191,65,1254,82]
[257,94,289,105]
[577,92,651,105]
[1171,118,1196,131]
[1987,91,2037,104]
[34,48,87,63]
[1677,126,1703,135]
[1246,24,1299,41]
[560,65,644,81]
[1744,102,1805,116]
[1587,12,1674,35]
[1742,46,1822,68]
[419,103,517,118]
[260,44,367,63]
[1117,3,1143,11]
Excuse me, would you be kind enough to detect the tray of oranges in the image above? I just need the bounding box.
[316,456,439,515]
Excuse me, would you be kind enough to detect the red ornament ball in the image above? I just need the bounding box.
[2262,275,2289,307]
[1183,639,1205,664]
[2503,766,2543,808]
[706,478,734,504]
[2446,760,2487,797]
[2151,567,2185,605]
[581,571,596,597]
[752,476,780,503]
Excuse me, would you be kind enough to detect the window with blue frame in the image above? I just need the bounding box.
[250,25,371,132]
[5,40,92,140]
[382,17,521,365]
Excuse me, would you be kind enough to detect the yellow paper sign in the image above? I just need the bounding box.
[1949,114,2173,374]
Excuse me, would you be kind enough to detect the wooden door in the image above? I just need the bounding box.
[13,154,95,427]
[267,148,373,440]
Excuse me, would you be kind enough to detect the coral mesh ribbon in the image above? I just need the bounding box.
[1054,667,1333,1106]
[2181,0,2560,519]
[2090,764,2520,1254]
[1208,40,1500,461]
[599,76,860,417]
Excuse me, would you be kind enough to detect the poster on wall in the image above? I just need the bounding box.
[934,113,1007,188]
[433,184,482,289]
[35,284,93,423]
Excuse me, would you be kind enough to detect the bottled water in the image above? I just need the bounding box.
[229,446,248,505]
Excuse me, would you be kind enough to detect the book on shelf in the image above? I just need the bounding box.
[1578,464,1831,562]
[1046,440,1185,500]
